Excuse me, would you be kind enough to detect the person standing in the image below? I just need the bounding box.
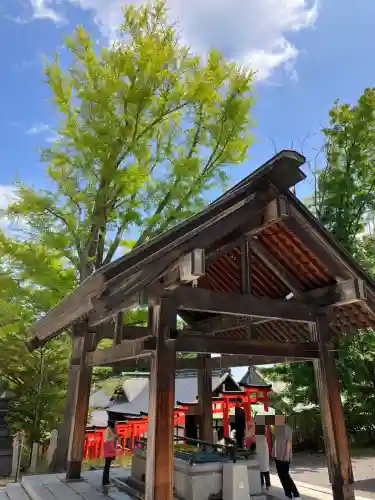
[234,399,246,448]
[255,422,271,491]
[102,420,118,487]
[273,415,300,499]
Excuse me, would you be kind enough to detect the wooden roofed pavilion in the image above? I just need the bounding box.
[26,150,375,500]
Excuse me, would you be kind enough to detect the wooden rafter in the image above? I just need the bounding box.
[250,237,304,296]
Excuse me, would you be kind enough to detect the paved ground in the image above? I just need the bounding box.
[277,452,375,499]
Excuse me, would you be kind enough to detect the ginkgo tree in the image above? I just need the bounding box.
[0,0,255,468]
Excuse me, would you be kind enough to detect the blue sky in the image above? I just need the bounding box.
[1,0,375,378]
[2,0,375,200]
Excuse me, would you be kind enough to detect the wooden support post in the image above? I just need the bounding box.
[113,311,123,345]
[145,299,177,500]
[311,315,354,500]
[197,353,213,444]
[241,237,252,341]
[66,324,96,480]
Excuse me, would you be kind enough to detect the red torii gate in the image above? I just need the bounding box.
[179,384,272,449]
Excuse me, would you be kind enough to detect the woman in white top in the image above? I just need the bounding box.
[255,424,271,490]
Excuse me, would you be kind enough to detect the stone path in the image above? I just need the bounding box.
[286,452,375,499]
[2,454,375,499]
[0,469,131,500]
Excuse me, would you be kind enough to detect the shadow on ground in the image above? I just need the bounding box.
[274,452,375,499]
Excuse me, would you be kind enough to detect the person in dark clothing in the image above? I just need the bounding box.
[234,399,246,448]
[273,415,300,499]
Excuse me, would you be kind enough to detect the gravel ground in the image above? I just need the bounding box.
[271,452,375,499]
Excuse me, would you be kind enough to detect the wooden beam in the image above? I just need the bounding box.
[197,354,213,443]
[240,237,252,295]
[207,354,298,368]
[168,335,319,358]
[27,273,105,350]
[145,299,177,500]
[111,249,206,298]
[104,192,262,297]
[113,312,123,346]
[89,336,297,367]
[250,195,289,235]
[239,237,253,339]
[311,316,354,500]
[188,315,258,336]
[86,337,153,366]
[251,237,304,296]
[114,353,309,371]
[302,278,366,307]
[173,287,314,323]
[190,279,366,336]
[66,326,96,480]
[94,323,152,341]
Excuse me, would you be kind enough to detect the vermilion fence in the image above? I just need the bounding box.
[84,390,272,461]
[84,410,186,461]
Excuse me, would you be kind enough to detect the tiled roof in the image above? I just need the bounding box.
[88,370,239,423]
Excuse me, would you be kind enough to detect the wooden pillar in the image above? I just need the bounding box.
[66,323,96,480]
[113,311,123,346]
[197,353,213,443]
[145,299,177,500]
[311,315,354,500]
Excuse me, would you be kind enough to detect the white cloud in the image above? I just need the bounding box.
[29,0,64,23]
[64,0,319,81]
[26,123,50,135]
[45,133,60,143]
[0,186,17,211]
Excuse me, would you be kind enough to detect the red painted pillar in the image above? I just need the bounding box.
[223,399,230,437]
[263,390,269,412]
[244,394,251,423]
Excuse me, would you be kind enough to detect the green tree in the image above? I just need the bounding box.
[0,268,71,442]
[0,0,255,464]
[313,88,375,257]
[265,89,375,431]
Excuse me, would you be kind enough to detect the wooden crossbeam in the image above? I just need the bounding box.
[94,276,366,343]
[190,278,366,335]
[111,353,309,371]
[169,336,319,358]
[86,337,153,366]
[85,334,318,367]
[94,323,151,342]
[302,278,366,307]
[172,287,314,323]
